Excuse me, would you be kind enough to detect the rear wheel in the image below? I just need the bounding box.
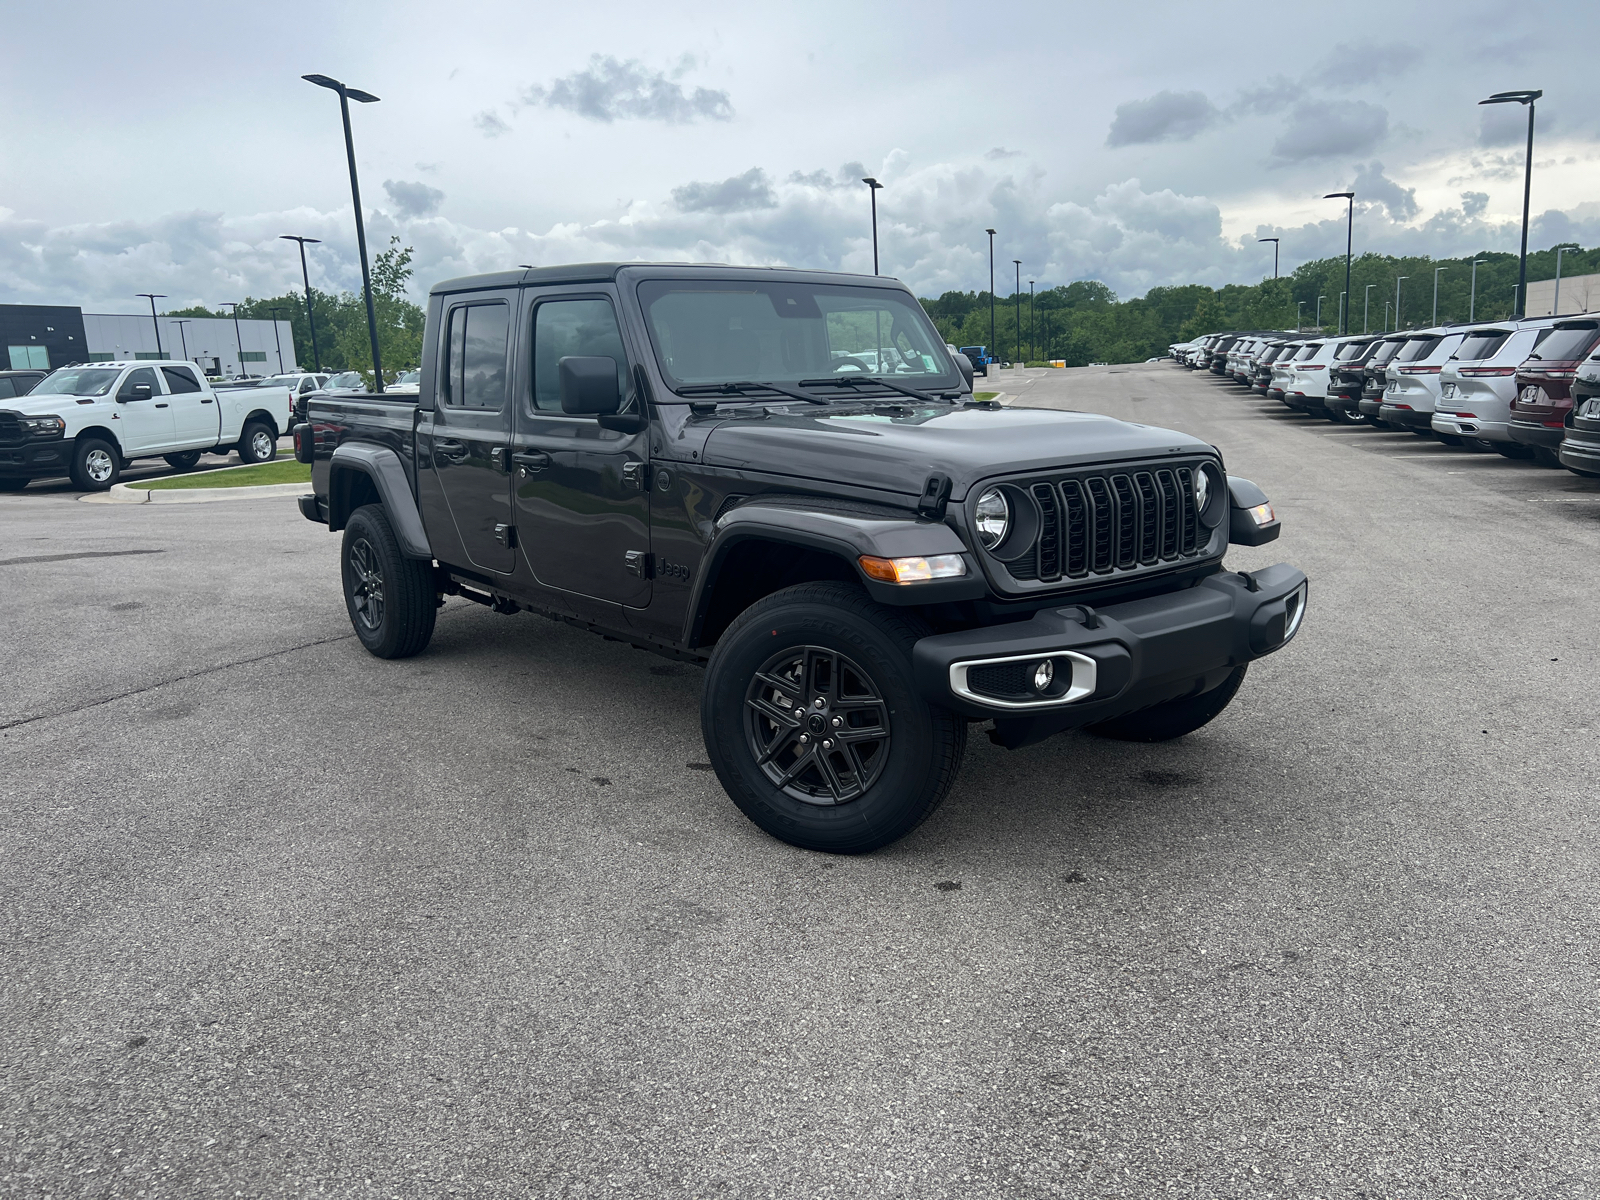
[1435,433,1464,447]
[1327,406,1365,426]
[701,582,966,854]
[1086,665,1248,743]
[1495,443,1534,459]
[70,437,121,491]
[164,450,203,471]
[238,421,277,465]
[341,504,437,659]
[1532,446,1563,469]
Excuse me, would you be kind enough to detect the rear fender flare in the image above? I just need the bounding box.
[328,444,432,559]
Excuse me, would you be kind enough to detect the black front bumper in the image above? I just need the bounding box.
[1508,419,1564,449]
[0,438,71,479]
[912,564,1308,749]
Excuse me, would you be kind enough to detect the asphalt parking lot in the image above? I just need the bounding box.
[4,364,1598,1199]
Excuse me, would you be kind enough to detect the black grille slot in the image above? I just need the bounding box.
[1061,480,1088,577]
[1085,477,1113,572]
[1032,483,1060,580]
[1176,468,1198,554]
[1156,470,1180,558]
[1135,471,1160,564]
[1111,474,1138,569]
[0,413,23,446]
[966,661,1034,700]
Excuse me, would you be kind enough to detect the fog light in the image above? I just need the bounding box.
[1246,501,1275,526]
[858,553,968,584]
[1033,660,1054,691]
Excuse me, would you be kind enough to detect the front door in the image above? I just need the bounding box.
[114,367,175,454]
[512,293,651,608]
[162,364,216,448]
[427,294,516,574]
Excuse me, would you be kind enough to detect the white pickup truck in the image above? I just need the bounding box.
[0,360,294,492]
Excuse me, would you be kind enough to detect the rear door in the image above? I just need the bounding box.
[427,291,517,574]
[510,290,651,608]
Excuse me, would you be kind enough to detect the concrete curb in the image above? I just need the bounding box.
[89,480,307,505]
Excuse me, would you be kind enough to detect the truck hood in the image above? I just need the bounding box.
[699,402,1213,498]
[2,393,104,415]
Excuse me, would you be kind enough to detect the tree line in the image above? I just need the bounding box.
[166,238,424,381]
[918,242,1600,367]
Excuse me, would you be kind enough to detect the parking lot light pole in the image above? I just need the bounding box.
[1554,244,1576,315]
[304,73,385,392]
[280,235,324,371]
[1258,237,1279,279]
[1383,301,1391,332]
[1395,276,1407,330]
[985,229,997,360]
[267,307,288,373]
[1029,280,1035,361]
[1324,192,1354,334]
[1364,284,1375,334]
[1470,259,1486,321]
[172,319,192,363]
[1297,301,1305,329]
[1316,295,1325,329]
[136,294,166,357]
[1013,260,1022,366]
[219,302,244,377]
[1339,291,1347,335]
[1510,284,1518,319]
[1478,89,1541,318]
[1433,267,1448,325]
[861,177,883,275]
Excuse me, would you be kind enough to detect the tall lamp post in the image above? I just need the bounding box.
[1028,280,1035,362]
[1297,300,1305,329]
[861,177,883,275]
[1339,291,1347,335]
[304,73,385,392]
[985,228,997,360]
[1554,243,1576,315]
[1394,276,1407,330]
[1363,284,1375,334]
[136,294,166,357]
[172,319,193,363]
[1012,260,1022,366]
[1316,295,1326,329]
[1383,301,1391,332]
[1469,259,1486,321]
[1325,191,1355,334]
[267,307,288,373]
[219,303,245,377]
[1258,237,1279,279]
[1478,89,1541,318]
[280,235,324,371]
[1432,267,1448,325]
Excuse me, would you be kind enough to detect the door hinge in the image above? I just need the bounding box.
[622,460,648,491]
[495,523,518,549]
[624,550,654,579]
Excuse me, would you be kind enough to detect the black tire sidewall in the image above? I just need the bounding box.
[239,421,275,465]
[72,438,120,491]
[342,507,404,656]
[703,587,955,853]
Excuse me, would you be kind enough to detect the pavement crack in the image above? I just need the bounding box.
[0,631,356,733]
[0,548,165,568]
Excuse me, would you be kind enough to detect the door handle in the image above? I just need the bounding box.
[511,450,551,475]
[154,402,168,408]
[434,438,468,463]
[201,397,213,404]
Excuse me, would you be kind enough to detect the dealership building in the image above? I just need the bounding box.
[2,303,299,377]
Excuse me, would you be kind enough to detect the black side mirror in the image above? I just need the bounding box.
[953,352,975,392]
[558,356,621,415]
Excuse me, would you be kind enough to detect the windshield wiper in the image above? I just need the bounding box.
[675,381,829,405]
[797,375,958,404]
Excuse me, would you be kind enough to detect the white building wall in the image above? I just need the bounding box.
[1524,272,1600,318]
[82,314,298,376]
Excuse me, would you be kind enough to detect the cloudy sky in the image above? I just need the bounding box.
[4,0,1598,314]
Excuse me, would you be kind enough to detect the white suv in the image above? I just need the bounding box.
[1432,318,1562,455]
[1377,327,1469,435]
[1268,340,1314,401]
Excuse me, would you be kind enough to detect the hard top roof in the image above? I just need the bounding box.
[430,261,901,297]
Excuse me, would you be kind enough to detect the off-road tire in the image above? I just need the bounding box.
[701,581,966,854]
[164,451,203,471]
[238,421,277,465]
[1085,664,1248,743]
[341,503,437,659]
[70,437,121,491]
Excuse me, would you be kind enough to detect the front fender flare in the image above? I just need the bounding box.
[328,443,432,559]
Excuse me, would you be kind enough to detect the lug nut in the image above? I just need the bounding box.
[814,698,825,708]
[831,717,841,727]
[822,739,833,749]
[793,706,804,716]
[799,734,810,744]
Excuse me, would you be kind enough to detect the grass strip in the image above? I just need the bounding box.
[130,458,311,490]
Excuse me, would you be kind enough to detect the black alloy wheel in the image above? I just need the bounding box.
[340,503,437,659]
[347,536,385,632]
[744,644,892,806]
[702,581,966,854]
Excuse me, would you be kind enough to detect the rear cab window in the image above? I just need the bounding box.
[161,365,203,393]
[441,303,511,409]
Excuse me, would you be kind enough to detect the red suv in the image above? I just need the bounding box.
[1508,319,1600,466]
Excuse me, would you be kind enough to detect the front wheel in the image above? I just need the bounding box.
[341,504,437,659]
[70,437,121,491]
[238,421,277,465]
[701,582,966,854]
[1085,665,1248,743]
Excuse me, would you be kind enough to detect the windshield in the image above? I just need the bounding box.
[31,367,122,396]
[638,280,959,395]
[396,370,420,385]
[1453,331,1511,362]
[1395,336,1444,363]
[326,372,366,389]
[1526,324,1600,362]
[262,375,299,386]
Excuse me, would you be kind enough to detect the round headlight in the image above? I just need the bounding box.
[974,488,1010,548]
[1194,468,1209,513]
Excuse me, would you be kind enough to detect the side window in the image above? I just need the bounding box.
[440,303,510,409]
[532,299,628,413]
[0,379,14,399]
[161,365,202,394]
[118,367,160,398]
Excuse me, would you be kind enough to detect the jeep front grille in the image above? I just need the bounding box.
[1002,464,1206,585]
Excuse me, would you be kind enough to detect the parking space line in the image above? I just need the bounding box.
[1526,496,1600,502]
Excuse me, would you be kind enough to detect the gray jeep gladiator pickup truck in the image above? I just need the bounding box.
[296,263,1308,853]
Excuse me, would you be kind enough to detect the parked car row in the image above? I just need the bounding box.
[1167,320,1600,476]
